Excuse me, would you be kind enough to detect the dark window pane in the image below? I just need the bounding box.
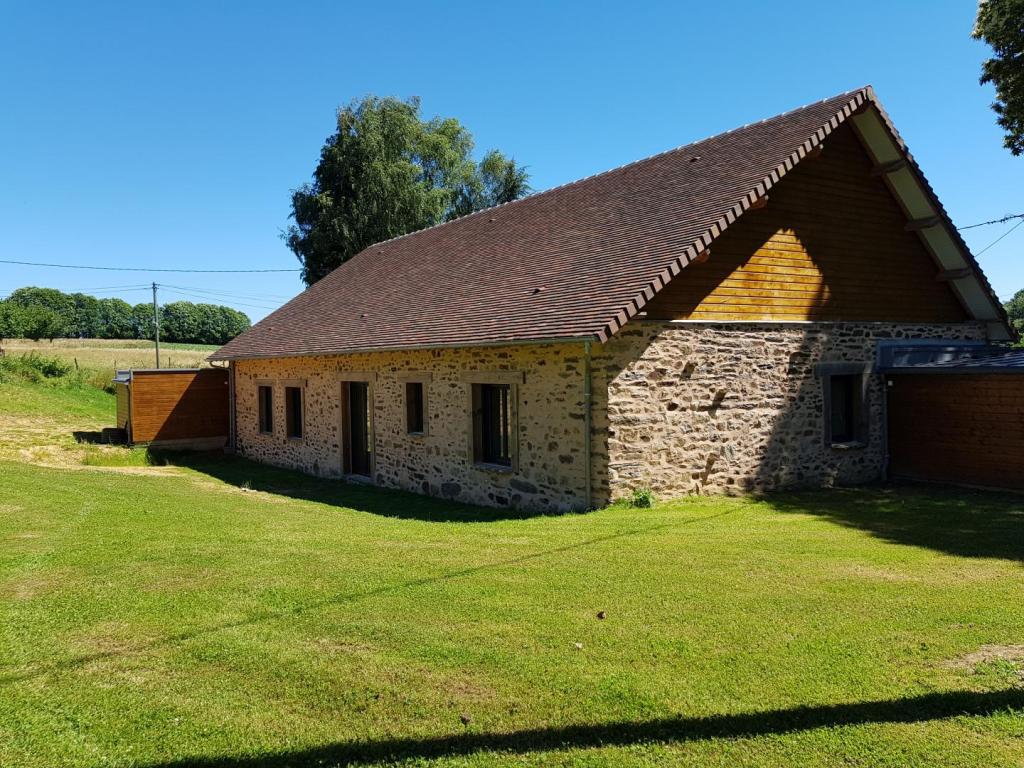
[348,382,371,476]
[258,386,273,433]
[479,383,511,465]
[406,382,424,434]
[829,374,857,443]
[285,387,303,439]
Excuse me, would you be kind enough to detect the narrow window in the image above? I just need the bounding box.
[285,386,303,439]
[473,383,512,466]
[406,381,425,434]
[828,374,862,444]
[258,385,273,434]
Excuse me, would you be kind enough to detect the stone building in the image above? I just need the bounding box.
[211,87,1012,511]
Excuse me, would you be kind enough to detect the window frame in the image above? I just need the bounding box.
[463,371,523,472]
[397,372,431,438]
[405,381,427,436]
[816,362,870,449]
[283,382,305,441]
[256,382,274,435]
[336,372,377,478]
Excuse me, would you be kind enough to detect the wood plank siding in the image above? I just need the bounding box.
[115,383,130,432]
[887,374,1024,490]
[128,369,229,444]
[643,123,968,323]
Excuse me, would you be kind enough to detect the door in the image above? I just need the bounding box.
[887,373,1024,490]
[347,381,372,477]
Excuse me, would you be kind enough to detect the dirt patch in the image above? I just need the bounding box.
[835,563,919,583]
[947,645,1024,670]
[73,621,156,660]
[0,571,63,600]
[311,636,375,656]
[442,675,499,704]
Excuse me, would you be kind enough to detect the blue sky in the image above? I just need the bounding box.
[1,0,1020,322]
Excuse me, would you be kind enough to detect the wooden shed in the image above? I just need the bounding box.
[113,368,230,448]
[883,348,1024,491]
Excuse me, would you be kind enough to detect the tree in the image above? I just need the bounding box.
[1005,288,1024,333]
[159,301,201,344]
[98,298,135,339]
[974,0,1024,154]
[0,301,25,341]
[69,292,102,338]
[18,305,65,342]
[132,303,156,340]
[7,287,72,337]
[448,149,531,220]
[286,96,530,285]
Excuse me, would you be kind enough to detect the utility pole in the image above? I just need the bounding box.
[151,282,161,369]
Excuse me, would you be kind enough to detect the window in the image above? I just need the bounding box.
[406,381,425,434]
[285,386,303,439]
[817,363,868,447]
[473,383,512,466]
[257,385,273,434]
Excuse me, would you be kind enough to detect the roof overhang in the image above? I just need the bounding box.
[847,104,1013,341]
[208,334,598,362]
[609,88,1015,343]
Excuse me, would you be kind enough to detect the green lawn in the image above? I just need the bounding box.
[1,381,1023,767]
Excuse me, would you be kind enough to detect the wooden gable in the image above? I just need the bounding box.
[643,123,969,323]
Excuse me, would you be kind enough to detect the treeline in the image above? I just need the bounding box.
[0,287,251,345]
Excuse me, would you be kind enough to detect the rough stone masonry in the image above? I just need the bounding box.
[232,321,987,511]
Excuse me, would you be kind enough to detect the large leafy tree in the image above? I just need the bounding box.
[7,287,73,336]
[974,0,1024,154]
[0,287,250,344]
[1005,288,1024,334]
[0,301,25,341]
[98,298,135,340]
[286,96,529,285]
[18,305,65,342]
[69,292,102,338]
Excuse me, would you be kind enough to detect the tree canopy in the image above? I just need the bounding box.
[286,96,530,286]
[0,287,250,345]
[1005,288,1024,334]
[974,0,1024,154]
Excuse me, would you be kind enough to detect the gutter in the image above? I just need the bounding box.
[227,360,237,452]
[583,338,593,510]
[209,334,599,363]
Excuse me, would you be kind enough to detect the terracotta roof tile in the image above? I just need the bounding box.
[213,88,876,360]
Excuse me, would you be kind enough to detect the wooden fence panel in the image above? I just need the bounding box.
[129,369,229,445]
[887,374,1024,490]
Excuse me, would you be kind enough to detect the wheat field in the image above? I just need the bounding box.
[1,338,219,371]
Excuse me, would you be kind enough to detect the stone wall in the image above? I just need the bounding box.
[232,342,590,511]
[592,321,988,502]
[232,321,989,510]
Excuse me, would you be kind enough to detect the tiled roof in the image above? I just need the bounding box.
[211,87,952,361]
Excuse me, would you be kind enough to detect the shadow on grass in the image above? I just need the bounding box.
[162,450,564,523]
[138,688,1024,767]
[769,484,1024,563]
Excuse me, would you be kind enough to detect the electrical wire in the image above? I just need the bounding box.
[160,283,294,302]
[160,288,280,311]
[974,219,1024,257]
[960,213,1024,230]
[0,258,299,273]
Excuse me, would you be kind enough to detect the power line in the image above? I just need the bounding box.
[0,258,300,273]
[975,218,1024,257]
[161,287,280,311]
[161,283,293,302]
[960,212,1024,230]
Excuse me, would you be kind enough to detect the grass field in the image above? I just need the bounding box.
[2,338,218,372]
[1,374,1023,766]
